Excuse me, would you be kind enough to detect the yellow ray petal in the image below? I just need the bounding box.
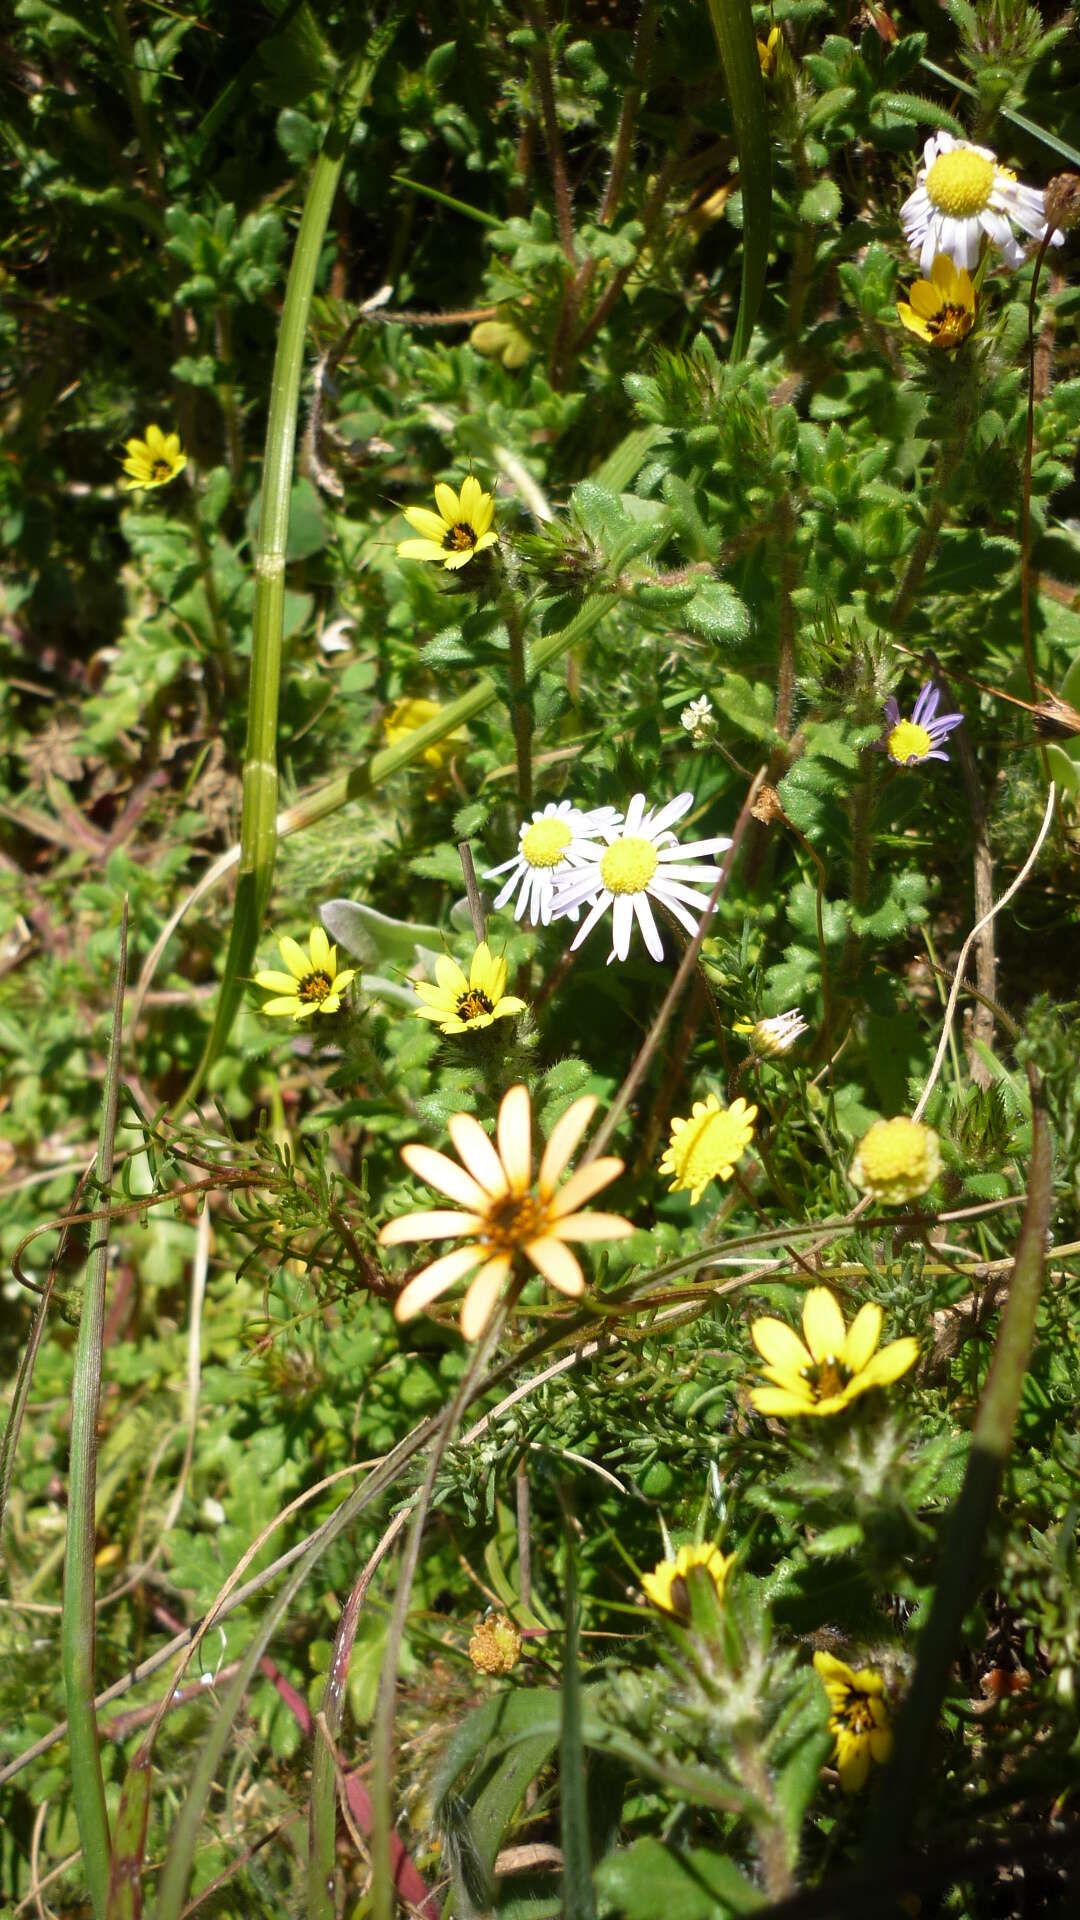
[460,1255,512,1339]
[497,1084,532,1192]
[749,1386,815,1416]
[448,1112,510,1197]
[434,481,460,524]
[550,1211,633,1242]
[524,1235,585,1295]
[843,1301,883,1374]
[400,1143,490,1213]
[802,1287,847,1363]
[547,1155,624,1218]
[309,926,331,971]
[378,1209,483,1244]
[750,1315,812,1378]
[403,506,450,541]
[538,1095,598,1195]
[394,1245,485,1322]
[850,1336,919,1391]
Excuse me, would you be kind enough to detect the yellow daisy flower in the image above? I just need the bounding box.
[378,1081,634,1339]
[396,475,498,571]
[849,1116,941,1206]
[757,25,782,75]
[812,1650,893,1794]
[382,696,468,772]
[119,423,187,492]
[897,253,976,351]
[749,1285,918,1419]
[254,926,357,1021]
[641,1542,735,1622]
[412,942,526,1037]
[659,1095,757,1205]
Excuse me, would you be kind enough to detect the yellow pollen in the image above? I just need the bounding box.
[150,459,173,480]
[457,988,495,1021]
[443,522,477,551]
[483,1191,548,1253]
[600,834,659,895]
[298,970,333,1003]
[843,1697,876,1735]
[888,719,932,762]
[521,817,573,868]
[926,302,973,349]
[801,1355,852,1401]
[925,148,995,218]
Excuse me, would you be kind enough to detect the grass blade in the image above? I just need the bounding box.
[704,0,771,360]
[560,1535,596,1920]
[62,901,128,1920]
[186,10,402,1107]
[860,1072,1054,1864]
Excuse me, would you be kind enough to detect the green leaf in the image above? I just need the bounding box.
[797,178,842,225]
[684,582,752,646]
[320,898,444,968]
[594,1838,764,1918]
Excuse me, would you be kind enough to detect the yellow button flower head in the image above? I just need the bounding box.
[378,1082,633,1339]
[383,696,468,772]
[849,1116,941,1206]
[659,1095,757,1205]
[641,1542,734,1622]
[749,1286,918,1418]
[254,926,357,1021]
[897,254,976,351]
[397,475,498,571]
[812,1651,893,1794]
[412,942,526,1037]
[119,423,187,492]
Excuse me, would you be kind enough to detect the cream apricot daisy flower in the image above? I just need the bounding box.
[396,475,497,571]
[254,926,357,1020]
[119,423,186,491]
[659,1095,757,1204]
[901,132,1063,273]
[749,1286,918,1418]
[411,942,526,1036]
[378,1083,633,1339]
[551,791,732,964]
[486,800,622,927]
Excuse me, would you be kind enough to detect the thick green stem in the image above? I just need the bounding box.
[187,11,401,1108]
[62,905,128,1919]
[704,0,771,361]
[860,1082,1053,1866]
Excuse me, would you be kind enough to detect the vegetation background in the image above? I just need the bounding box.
[3,0,1080,1914]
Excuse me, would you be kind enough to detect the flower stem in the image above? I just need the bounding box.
[1021,231,1054,781]
[182,11,401,1109]
[499,553,534,814]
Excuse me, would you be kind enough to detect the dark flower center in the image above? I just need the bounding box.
[443,521,478,552]
[926,302,971,348]
[150,459,173,480]
[298,969,333,1002]
[840,1695,876,1736]
[457,988,495,1021]
[801,1355,852,1400]
[483,1191,546,1252]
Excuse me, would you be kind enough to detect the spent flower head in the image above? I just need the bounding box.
[469,1613,523,1674]
[552,790,732,964]
[486,800,622,927]
[733,1010,808,1057]
[882,683,963,766]
[412,942,526,1037]
[850,1116,941,1204]
[901,131,1063,272]
[749,1286,919,1418]
[897,253,976,350]
[659,1095,757,1204]
[254,926,357,1021]
[396,475,497,571]
[641,1542,735,1622]
[813,1652,893,1793]
[378,1083,633,1339]
[119,423,186,491]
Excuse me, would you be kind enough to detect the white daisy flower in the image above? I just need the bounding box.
[901,132,1063,274]
[551,790,732,965]
[486,800,623,927]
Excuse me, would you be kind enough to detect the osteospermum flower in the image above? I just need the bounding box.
[486,800,622,927]
[749,1286,918,1418]
[412,942,526,1037]
[119,423,187,492]
[551,791,733,964]
[882,683,963,767]
[901,131,1063,273]
[659,1095,757,1205]
[396,475,497,571]
[641,1543,735,1622]
[897,253,976,350]
[378,1083,633,1339]
[733,1010,808,1057]
[813,1651,894,1794]
[849,1116,941,1205]
[254,926,357,1021]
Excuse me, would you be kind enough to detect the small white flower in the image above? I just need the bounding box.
[681,696,715,747]
[901,132,1063,274]
[486,800,622,927]
[734,1009,809,1057]
[551,791,732,965]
